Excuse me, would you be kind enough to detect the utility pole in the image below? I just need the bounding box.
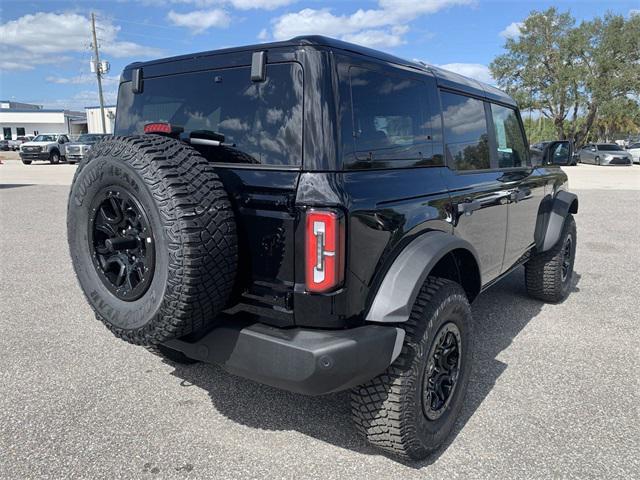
[91,12,107,134]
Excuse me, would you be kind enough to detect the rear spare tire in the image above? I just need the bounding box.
[67,135,238,345]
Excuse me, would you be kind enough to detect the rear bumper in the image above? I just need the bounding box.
[163,322,405,396]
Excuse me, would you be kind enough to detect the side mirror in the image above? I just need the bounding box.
[542,140,572,166]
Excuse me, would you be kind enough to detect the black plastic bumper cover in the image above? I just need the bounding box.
[163,323,404,396]
[20,152,50,160]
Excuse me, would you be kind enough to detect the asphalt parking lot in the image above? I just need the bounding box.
[1,157,639,479]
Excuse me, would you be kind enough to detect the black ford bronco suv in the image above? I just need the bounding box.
[67,36,578,460]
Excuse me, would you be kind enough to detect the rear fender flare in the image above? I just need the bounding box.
[365,231,480,323]
[536,190,578,252]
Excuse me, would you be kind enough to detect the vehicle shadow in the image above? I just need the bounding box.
[165,267,581,465]
[0,183,35,189]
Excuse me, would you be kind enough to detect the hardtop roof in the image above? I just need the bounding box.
[123,35,516,107]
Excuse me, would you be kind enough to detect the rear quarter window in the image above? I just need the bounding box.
[346,67,440,169]
[440,91,490,171]
[116,63,303,167]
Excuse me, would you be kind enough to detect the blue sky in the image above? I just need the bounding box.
[0,0,637,110]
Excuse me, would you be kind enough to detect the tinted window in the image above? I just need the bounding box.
[490,104,528,168]
[441,91,490,170]
[349,67,438,166]
[597,144,622,151]
[116,63,303,166]
[78,134,105,143]
[33,135,56,142]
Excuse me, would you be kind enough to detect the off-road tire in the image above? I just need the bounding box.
[67,135,238,345]
[351,277,473,460]
[525,214,576,303]
[50,150,61,164]
[147,344,199,365]
[21,159,32,165]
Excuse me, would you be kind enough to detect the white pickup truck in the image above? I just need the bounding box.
[19,133,70,164]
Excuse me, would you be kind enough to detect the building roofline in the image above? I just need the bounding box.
[85,105,117,109]
[0,108,86,115]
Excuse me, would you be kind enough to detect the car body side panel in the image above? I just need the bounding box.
[502,168,549,269]
[294,168,452,327]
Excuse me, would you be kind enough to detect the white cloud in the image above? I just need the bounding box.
[25,89,119,111]
[268,1,472,46]
[46,74,120,86]
[499,21,522,39]
[154,0,295,10]
[0,12,161,70]
[343,26,409,48]
[229,0,296,9]
[437,63,493,84]
[630,9,640,17]
[257,28,269,40]
[167,9,231,33]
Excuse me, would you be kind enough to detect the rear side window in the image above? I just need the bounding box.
[116,63,303,167]
[440,91,490,171]
[490,103,528,168]
[349,67,438,167]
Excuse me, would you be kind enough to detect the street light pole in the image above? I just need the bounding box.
[91,12,107,134]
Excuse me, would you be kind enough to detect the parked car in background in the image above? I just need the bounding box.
[578,143,633,165]
[8,136,33,151]
[65,133,110,164]
[0,140,9,151]
[19,133,70,164]
[626,142,640,164]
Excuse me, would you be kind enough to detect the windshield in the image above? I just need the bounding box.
[597,144,622,151]
[77,134,103,143]
[33,135,57,142]
[629,143,640,149]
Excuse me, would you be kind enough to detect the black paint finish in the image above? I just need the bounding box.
[115,36,571,330]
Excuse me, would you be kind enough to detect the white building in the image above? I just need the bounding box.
[0,101,87,139]
[85,105,116,134]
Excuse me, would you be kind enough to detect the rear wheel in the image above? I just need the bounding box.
[525,214,576,303]
[50,151,60,164]
[351,277,473,460]
[67,135,238,345]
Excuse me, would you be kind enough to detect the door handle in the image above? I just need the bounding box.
[457,199,482,215]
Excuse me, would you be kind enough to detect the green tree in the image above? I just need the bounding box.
[490,8,640,146]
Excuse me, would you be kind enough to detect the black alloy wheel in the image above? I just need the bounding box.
[89,187,155,301]
[561,234,573,283]
[422,322,462,421]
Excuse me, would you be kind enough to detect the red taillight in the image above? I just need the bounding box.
[143,122,172,134]
[305,209,345,293]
